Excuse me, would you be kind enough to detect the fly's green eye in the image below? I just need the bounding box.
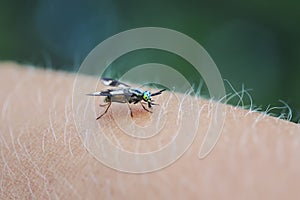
[143,91,151,101]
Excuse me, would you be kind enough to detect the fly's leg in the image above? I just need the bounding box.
[140,102,153,113]
[99,97,109,107]
[96,101,112,120]
[126,101,133,117]
[141,102,158,106]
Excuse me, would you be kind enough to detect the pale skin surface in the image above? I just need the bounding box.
[0,62,300,199]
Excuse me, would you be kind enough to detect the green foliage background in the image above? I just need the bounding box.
[0,0,299,122]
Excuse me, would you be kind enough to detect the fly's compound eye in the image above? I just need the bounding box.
[143,91,151,101]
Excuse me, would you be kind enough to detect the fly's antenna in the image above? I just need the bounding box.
[151,89,166,97]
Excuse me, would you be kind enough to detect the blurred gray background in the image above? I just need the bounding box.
[0,0,299,122]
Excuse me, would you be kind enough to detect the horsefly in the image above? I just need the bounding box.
[87,78,166,120]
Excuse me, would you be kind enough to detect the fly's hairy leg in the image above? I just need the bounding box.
[99,103,109,107]
[126,101,134,117]
[99,97,109,107]
[140,102,153,113]
[96,101,112,120]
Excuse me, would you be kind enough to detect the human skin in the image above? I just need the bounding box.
[0,62,300,199]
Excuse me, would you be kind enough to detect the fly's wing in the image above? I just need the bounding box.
[86,89,114,96]
[87,88,129,97]
[101,78,130,88]
[87,89,130,103]
[86,78,130,97]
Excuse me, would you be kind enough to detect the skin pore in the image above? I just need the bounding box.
[1,62,300,199]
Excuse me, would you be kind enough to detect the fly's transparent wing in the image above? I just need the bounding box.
[101,78,130,88]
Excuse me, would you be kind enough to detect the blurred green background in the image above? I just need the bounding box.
[0,0,299,122]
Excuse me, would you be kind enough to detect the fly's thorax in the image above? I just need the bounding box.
[128,88,143,96]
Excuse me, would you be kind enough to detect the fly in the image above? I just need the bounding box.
[87,78,166,120]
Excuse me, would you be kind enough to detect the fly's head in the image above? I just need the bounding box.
[142,91,153,108]
[142,91,151,102]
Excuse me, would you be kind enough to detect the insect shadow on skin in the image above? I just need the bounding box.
[87,78,166,120]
